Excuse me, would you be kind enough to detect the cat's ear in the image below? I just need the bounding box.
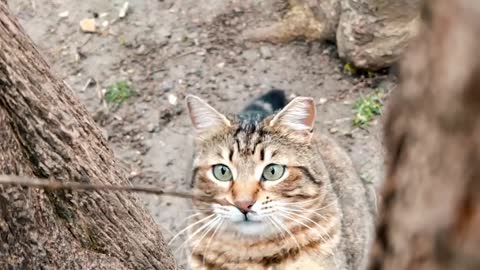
[185,95,231,133]
[269,97,315,137]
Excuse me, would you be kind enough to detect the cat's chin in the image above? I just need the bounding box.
[230,220,274,235]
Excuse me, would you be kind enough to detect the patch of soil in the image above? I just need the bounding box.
[11,0,393,267]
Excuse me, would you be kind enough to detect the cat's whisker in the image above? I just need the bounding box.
[278,209,332,238]
[176,216,220,254]
[179,213,204,224]
[271,215,301,251]
[266,216,287,240]
[276,211,331,248]
[191,216,222,253]
[281,198,337,211]
[202,218,224,266]
[276,210,336,260]
[278,196,322,206]
[168,213,215,245]
[277,206,331,222]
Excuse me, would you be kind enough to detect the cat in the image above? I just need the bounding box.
[184,90,375,270]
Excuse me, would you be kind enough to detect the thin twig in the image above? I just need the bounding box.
[0,175,230,206]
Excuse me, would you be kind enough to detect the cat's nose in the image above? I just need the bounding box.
[234,200,255,214]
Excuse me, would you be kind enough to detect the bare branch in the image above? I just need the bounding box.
[0,175,230,206]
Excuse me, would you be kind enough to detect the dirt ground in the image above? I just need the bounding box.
[11,0,393,267]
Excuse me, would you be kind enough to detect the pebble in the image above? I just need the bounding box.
[242,49,260,61]
[58,11,69,18]
[259,46,272,59]
[147,123,157,133]
[168,94,178,105]
[328,127,338,134]
[319,98,328,104]
[136,44,146,55]
[119,2,129,18]
[79,18,96,33]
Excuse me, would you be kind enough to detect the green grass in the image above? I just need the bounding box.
[353,91,383,127]
[105,81,133,104]
[343,63,357,75]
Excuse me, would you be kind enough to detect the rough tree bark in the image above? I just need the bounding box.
[243,0,420,70]
[0,2,176,269]
[369,0,480,269]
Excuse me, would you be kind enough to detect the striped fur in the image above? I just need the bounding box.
[185,90,374,270]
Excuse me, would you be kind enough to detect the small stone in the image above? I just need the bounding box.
[136,44,146,55]
[328,127,338,134]
[147,123,157,133]
[58,11,69,18]
[167,94,177,105]
[157,27,171,43]
[161,81,173,92]
[259,46,272,59]
[216,62,225,68]
[319,98,328,104]
[119,2,129,18]
[79,18,96,33]
[242,49,259,61]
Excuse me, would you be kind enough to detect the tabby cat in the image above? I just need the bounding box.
[184,90,374,270]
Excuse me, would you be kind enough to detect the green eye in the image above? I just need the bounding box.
[212,164,233,181]
[262,164,286,181]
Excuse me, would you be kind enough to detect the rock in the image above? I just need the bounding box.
[58,11,69,18]
[160,81,173,92]
[336,0,420,70]
[157,27,172,43]
[79,18,96,33]
[136,44,146,55]
[328,127,339,134]
[242,49,260,61]
[319,98,328,104]
[259,46,272,59]
[167,94,177,105]
[244,0,420,70]
[147,123,157,133]
[119,2,129,18]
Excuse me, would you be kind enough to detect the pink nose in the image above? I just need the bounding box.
[234,200,255,214]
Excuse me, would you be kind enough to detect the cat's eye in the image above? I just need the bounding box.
[262,164,286,181]
[212,164,233,182]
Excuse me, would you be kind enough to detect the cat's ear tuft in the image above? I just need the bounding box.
[185,95,231,133]
[269,97,316,132]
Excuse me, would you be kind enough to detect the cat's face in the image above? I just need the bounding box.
[186,95,323,236]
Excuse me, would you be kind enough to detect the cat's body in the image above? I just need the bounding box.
[184,90,375,270]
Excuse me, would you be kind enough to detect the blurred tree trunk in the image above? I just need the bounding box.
[369,0,480,269]
[0,2,176,269]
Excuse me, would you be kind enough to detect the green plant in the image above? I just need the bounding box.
[343,63,357,75]
[105,81,133,104]
[353,91,383,127]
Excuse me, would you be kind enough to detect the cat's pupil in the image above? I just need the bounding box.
[221,167,226,175]
[270,167,275,175]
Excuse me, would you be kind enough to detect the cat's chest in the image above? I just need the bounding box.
[268,253,336,270]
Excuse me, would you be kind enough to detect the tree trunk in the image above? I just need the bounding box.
[0,2,176,269]
[369,0,480,269]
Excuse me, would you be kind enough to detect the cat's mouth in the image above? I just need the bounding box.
[234,215,262,224]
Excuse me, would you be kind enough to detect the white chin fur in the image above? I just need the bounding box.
[212,204,281,236]
[231,220,272,235]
